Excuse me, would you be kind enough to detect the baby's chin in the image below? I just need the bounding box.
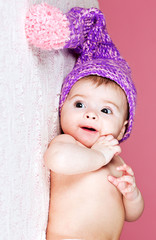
[72,129,99,148]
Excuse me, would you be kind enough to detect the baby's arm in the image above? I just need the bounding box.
[44,134,120,175]
[108,164,144,221]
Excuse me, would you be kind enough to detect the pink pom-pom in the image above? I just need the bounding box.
[25,3,70,50]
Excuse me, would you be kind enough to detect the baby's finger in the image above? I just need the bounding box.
[117,175,135,185]
[103,135,114,141]
[117,164,134,176]
[109,138,119,146]
[107,175,119,187]
[114,145,121,155]
[94,135,107,144]
[122,184,136,193]
[108,176,127,191]
[96,135,117,145]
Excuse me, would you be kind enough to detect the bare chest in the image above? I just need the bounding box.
[50,156,123,201]
[48,165,125,239]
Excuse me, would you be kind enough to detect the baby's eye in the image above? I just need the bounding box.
[75,101,85,108]
[101,108,112,114]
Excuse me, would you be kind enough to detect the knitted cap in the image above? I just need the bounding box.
[25,4,136,141]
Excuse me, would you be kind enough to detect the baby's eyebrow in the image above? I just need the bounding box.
[102,100,120,111]
[68,94,85,100]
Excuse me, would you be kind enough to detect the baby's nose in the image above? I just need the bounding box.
[84,112,98,120]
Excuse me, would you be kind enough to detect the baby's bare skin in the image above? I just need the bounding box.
[45,79,144,239]
[46,156,125,240]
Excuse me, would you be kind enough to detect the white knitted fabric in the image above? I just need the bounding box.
[0,0,99,240]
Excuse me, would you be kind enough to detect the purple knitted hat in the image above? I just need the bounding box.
[62,7,136,141]
[25,3,136,141]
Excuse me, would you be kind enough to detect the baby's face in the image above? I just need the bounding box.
[60,78,128,148]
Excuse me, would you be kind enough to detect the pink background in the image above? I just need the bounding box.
[98,0,156,239]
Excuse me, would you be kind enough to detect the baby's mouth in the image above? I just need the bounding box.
[81,126,97,132]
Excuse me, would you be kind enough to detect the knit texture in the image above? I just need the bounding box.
[59,7,137,141]
[26,4,136,141]
[25,4,136,141]
[25,3,70,50]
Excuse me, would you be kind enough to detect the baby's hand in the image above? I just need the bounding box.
[108,164,138,201]
[91,135,121,165]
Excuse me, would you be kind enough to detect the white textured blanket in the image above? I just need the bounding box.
[0,0,99,239]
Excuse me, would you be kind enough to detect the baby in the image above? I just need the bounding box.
[44,75,144,240]
[25,4,144,240]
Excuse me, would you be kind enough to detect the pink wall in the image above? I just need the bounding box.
[98,0,156,239]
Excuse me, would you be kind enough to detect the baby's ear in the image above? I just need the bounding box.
[117,120,128,141]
